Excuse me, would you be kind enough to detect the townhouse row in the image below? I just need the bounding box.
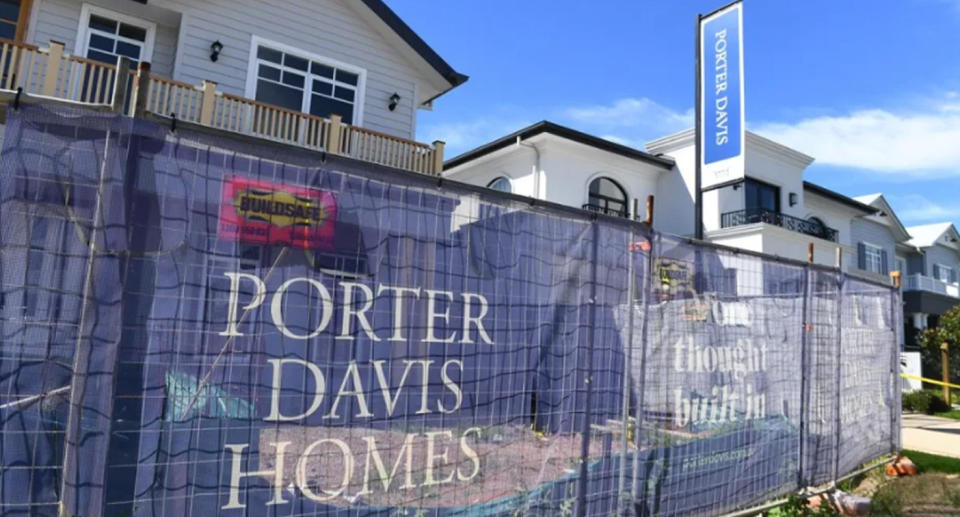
[444,121,959,388]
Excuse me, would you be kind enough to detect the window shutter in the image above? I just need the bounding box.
[933,264,941,279]
[952,268,958,284]
[880,250,889,275]
[857,243,866,270]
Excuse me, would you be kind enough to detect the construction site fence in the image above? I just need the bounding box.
[0,104,901,516]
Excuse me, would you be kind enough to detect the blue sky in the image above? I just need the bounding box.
[390,0,960,229]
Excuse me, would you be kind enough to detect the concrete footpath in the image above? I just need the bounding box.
[902,413,960,458]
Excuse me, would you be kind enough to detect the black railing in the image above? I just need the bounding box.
[720,208,839,242]
[582,203,628,218]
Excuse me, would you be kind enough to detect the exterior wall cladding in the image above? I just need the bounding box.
[850,218,896,273]
[925,243,960,277]
[28,0,427,139]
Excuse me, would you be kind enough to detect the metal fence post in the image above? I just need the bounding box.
[891,284,902,453]
[576,220,600,517]
[832,274,845,485]
[618,228,638,512]
[111,57,131,114]
[632,231,657,510]
[798,259,812,487]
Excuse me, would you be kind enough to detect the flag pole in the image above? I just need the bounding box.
[694,12,703,240]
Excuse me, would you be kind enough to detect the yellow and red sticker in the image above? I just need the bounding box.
[218,176,337,250]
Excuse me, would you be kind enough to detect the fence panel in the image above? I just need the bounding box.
[0,104,901,517]
[634,235,806,516]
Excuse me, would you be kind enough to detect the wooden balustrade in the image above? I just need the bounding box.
[0,38,445,175]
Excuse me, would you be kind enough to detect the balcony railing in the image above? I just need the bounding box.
[0,39,444,176]
[903,273,960,298]
[582,203,628,218]
[720,208,839,242]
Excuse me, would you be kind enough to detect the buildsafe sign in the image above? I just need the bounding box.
[699,1,745,187]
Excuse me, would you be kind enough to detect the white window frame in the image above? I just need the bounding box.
[584,172,630,217]
[486,175,512,193]
[244,35,366,126]
[935,263,954,284]
[74,4,157,65]
[862,242,883,274]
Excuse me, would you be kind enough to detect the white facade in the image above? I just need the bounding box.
[447,124,885,272]
[645,129,869,269]
[444,125,671,220]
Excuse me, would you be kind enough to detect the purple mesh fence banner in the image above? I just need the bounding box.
[0,105,900,517]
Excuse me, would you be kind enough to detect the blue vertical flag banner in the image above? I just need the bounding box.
[700,1,745,188]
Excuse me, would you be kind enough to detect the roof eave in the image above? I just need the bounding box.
[444,121,675,171]
[803,182,878,215]
[360,0,468,101]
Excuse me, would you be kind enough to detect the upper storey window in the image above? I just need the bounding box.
[250,37,365,125]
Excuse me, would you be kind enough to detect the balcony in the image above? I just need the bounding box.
[582,203,628,218]
[720,208,839,242]
[0,40,443,175]
[903,273,960,298]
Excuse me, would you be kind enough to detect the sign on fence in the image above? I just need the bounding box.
[0,105,899,517]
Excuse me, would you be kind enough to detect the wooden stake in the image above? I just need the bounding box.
[432,140,445,176]
[132,61,151,118]
[110,56,131,114]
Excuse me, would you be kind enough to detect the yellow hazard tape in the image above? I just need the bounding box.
[900,372,960,390]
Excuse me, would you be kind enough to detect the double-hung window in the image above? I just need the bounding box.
[0,0,32,42]
[250,37,364,125]
[75,5,155,102]
[934,264,954,284]
[863,243,883,274]
[76,5,155,66]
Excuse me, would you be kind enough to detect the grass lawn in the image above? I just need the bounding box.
[900,449,960,474]
[934,408,960,421]
[868,450,960,515]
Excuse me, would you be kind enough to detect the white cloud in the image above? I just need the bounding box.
[420,96,692,157]
[563,98,692,134]
[418,117,535,157]
[887,193,960,223]
[754,99,960,174]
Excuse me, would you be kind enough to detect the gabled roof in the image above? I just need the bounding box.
[853,193,912,242]
[359,0,468,102]
[802,182,877,215]
[444,120,676,171]
[906,222,960,248]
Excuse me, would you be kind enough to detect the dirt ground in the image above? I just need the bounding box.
[852,472,960,516]
[257,424,631,509]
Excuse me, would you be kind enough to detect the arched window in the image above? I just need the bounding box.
[487,176,512,193]
[587,177,628,217]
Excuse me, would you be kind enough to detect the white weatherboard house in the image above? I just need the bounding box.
[445,122,960,391]
[0,0,466,174]
[898,222,960,390]
[446,123,878,270]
